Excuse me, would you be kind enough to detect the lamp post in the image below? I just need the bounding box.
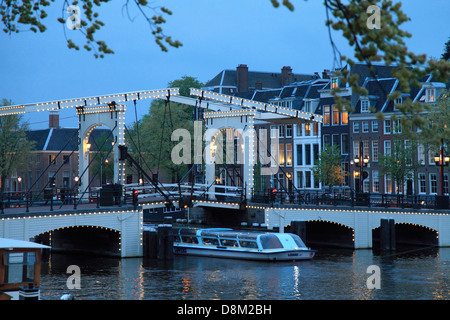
[353,141,369,194]
[434,138,450,196]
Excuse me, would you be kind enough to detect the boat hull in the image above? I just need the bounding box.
[173,244,316,261]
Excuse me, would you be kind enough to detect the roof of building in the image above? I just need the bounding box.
[26,127,112,152]
[203,68,319,93]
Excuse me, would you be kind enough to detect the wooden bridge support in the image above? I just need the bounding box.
[380,218,396,251]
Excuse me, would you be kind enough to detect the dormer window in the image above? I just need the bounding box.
[361,99,370,113]
[426,88,435,102]
[304,100,311,113]
[394,97,402,105]
[331,77,339,89]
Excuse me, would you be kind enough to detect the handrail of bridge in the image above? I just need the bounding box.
[251,189,448,210]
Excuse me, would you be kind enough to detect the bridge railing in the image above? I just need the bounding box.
[0,187,125,213]
[250,189,447,210]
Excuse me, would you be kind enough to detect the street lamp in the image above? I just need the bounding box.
[434,138,450,196]
[353,141,369,194]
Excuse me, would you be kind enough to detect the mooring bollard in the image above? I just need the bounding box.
[380,218,395,251]
[157,224,173,260]
[143,229,158,259]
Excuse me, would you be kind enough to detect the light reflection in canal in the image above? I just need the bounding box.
[40,247,450,300]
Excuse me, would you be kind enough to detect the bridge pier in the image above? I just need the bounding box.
[380,218,396,251]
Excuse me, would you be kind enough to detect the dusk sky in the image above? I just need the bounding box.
[0,0,449,130]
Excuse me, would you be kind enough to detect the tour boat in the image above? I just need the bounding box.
[0,238,50,300]
[172,228,316,261]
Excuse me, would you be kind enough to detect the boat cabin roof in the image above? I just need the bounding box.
[175,228,307,249]
[0,238,50,250]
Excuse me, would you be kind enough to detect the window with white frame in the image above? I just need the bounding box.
[341,111,348,125]
[296,124,302,136]
[361,99,370,113]
[384,140,391,155]
[418,144,426,165]
[297,171,303,188]
[353,141,360,158]
[279,125,284,138]
[331,77,339,89]
[324,106,331,125]
[286,125,292,138]
[385,174,392,194]
[384,119,391,134]
[426,88,435,102]
[353,122,360,133]
[430,173,437,194]
[304,100,311,113]
[372,120,378,133]
[286,143,292,166]
[363,179,370,193]
[313,122,319,136]
[362,121,369,133]
[393,119,402,134]
[305,123,311,136]
[279,144,285,166]
[332,106,340,125]
[418,173,426,194]
[363,140,370,158]
[341,134,349,155]
[372,141,378,162]
[372,170,379,193]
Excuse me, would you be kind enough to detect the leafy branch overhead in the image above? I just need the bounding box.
[0,0,182,58]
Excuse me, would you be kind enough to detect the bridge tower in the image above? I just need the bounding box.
[204,110,257,200]
[77,103,126,200]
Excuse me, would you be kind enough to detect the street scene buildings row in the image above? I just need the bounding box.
[203,63,448,196]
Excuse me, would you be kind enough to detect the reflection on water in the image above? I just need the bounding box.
[40,247,450,300]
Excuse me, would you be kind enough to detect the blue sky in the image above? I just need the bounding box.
[0,0,449,130]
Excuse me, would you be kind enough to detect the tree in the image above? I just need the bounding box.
[0,99,35,193]
[442,37,450,61]
[378,132,420,195]
[312,144,345,190]
[0,0,181,58]
[125,76,204,183]
[419,90,450,157]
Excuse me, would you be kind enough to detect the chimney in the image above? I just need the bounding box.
[49,111,59,129]
[255,80,263,90]
[281,66,293,87]
[236,64,249,93]
[322,69,330,79]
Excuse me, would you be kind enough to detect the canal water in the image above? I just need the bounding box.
[39,246,450,300]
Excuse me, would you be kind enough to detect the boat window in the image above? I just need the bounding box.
[238,240,258,249]
[179,228,199,236]
[202,237,219,245]
[181,236,198,244]
[288,233,306,248]
[201,231,220,238]
[3,252,36,284]
[237,233,258,241]
[260,234,283,249]
[220,239,238,247]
